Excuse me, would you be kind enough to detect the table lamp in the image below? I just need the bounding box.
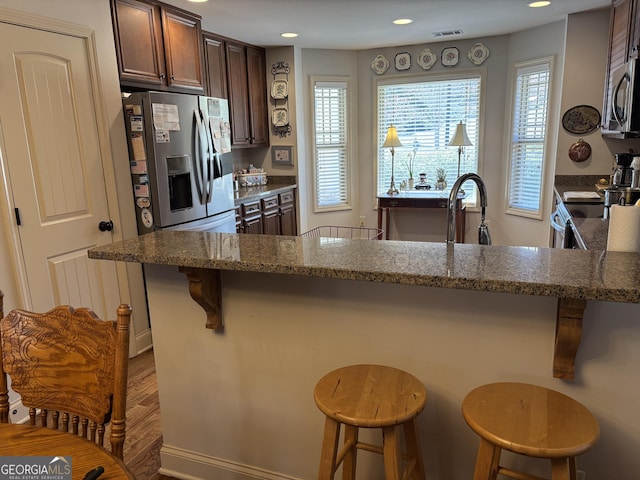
[449,121,472,179]
[383,125,403,195]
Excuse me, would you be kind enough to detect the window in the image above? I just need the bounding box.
[507,58,552,218]
[312,77,351,211]
[377,73,482,200]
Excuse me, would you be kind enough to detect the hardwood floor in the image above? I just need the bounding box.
[122,349,177,480]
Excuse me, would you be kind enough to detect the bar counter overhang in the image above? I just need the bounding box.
[88,231,640,479]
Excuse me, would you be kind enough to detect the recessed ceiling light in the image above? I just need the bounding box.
[393,19,413,25]
[187,0,208,2]
[281,32,299,39]
[528,1,551,7]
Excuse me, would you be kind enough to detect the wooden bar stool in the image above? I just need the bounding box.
[314,364,427,480]
[461,382,599,480]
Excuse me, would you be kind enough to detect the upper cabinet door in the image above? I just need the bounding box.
[111,0,166,87]
[246,46,269,146]
[110,0,204,92]
[225,41,269,147]
[161,6,204,91]
[226,42,251,146]
[203,33,228,99]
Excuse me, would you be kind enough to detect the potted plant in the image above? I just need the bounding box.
[435,168,447,190]
[403,142,418,189]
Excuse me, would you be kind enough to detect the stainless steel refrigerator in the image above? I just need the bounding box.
[123,91,235,234]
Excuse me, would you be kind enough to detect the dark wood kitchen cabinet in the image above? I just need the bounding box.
[278,190,297,236]
[202,32,228,99]
[225,41,269,147]
[236,188,297,235]
[111,0,204,92]
[238,199,264,234]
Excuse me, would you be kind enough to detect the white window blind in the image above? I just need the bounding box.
[507,60,551,217]
[313,79,350,210]
[377,74,481,199]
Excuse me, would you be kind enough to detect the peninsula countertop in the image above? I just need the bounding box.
[87,231,640,304]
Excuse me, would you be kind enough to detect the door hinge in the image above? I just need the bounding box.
[14,207,21,226]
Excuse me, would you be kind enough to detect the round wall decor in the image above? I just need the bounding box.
[562,105,601,134]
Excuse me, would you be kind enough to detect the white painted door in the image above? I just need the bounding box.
[0,21,120,318]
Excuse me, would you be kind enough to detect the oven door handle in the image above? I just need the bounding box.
[550,210,565,232]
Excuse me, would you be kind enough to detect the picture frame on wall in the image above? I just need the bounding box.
[272,145,294,165]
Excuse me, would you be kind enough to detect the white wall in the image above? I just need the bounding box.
[0,0,150,353]
[291,10,617,247]
[146,264,640,480]
[557,8,613,175]
[495,21,566,247]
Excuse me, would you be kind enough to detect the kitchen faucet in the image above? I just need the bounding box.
[447,173,491,245]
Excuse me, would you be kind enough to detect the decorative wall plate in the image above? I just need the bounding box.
[394,52,411,71]
[371,54,390,75]
[441,47,459,67]
[562,105,601,134]
[272,107,288,127]
[568,139,592,163]
[468,42,490,65]
[271,79,288,100]
[417,48,437,70]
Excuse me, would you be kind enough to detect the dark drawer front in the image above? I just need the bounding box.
[261,195,279,210]
[241,200,261,216]
[279,191,294,205]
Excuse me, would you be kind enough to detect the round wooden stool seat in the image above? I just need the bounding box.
[462,382,599,480]
[314,364,427,480]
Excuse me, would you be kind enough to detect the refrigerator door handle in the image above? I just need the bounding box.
[203,109,215,203]
[193,109,208,204]
[209,117,224,180]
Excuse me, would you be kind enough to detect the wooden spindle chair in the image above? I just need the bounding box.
[0,294,132,459]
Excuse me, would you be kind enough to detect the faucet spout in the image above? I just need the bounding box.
[447,173,491,245]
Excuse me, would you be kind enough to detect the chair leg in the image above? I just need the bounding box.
[318,417,341,480]
[403,420,426,480]
[382,426,402,480]
[550,457,572,480]
[473,438,501,480]
[341,425,358,480]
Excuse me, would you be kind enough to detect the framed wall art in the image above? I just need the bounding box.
[272,145,294,166]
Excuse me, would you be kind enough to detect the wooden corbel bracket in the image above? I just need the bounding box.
[553,297,587,380]
[179,267,223,331]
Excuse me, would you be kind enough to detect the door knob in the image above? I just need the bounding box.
[98,220,114,232]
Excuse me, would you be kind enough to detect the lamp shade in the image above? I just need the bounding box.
[382,125,403,148]
[448,121,472,147]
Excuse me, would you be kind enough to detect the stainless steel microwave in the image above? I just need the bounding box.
[605,58,640,135]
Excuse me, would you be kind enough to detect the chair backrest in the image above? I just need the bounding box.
[0,302,131,459]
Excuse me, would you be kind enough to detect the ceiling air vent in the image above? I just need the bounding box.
[432,29,464,38]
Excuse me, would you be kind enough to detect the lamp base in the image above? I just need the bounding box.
[387,178,398,195]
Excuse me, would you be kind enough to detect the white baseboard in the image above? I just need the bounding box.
[159,444,303,480]
[134,327,153,356]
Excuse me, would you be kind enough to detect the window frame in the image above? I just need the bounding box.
[310,75,353,213]
[374,69,486,205]
[505,56,554,220]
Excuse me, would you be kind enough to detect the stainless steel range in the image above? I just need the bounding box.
[551,200,604,249]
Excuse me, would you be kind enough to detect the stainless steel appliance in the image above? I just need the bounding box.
[612,152,634,187]
[551,201,604,249]
[122,92,235,234]
[605,58,640,135]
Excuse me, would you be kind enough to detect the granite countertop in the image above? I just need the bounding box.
[88,231,640,304]
[234,176,296,205]
[554,175,609,250]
